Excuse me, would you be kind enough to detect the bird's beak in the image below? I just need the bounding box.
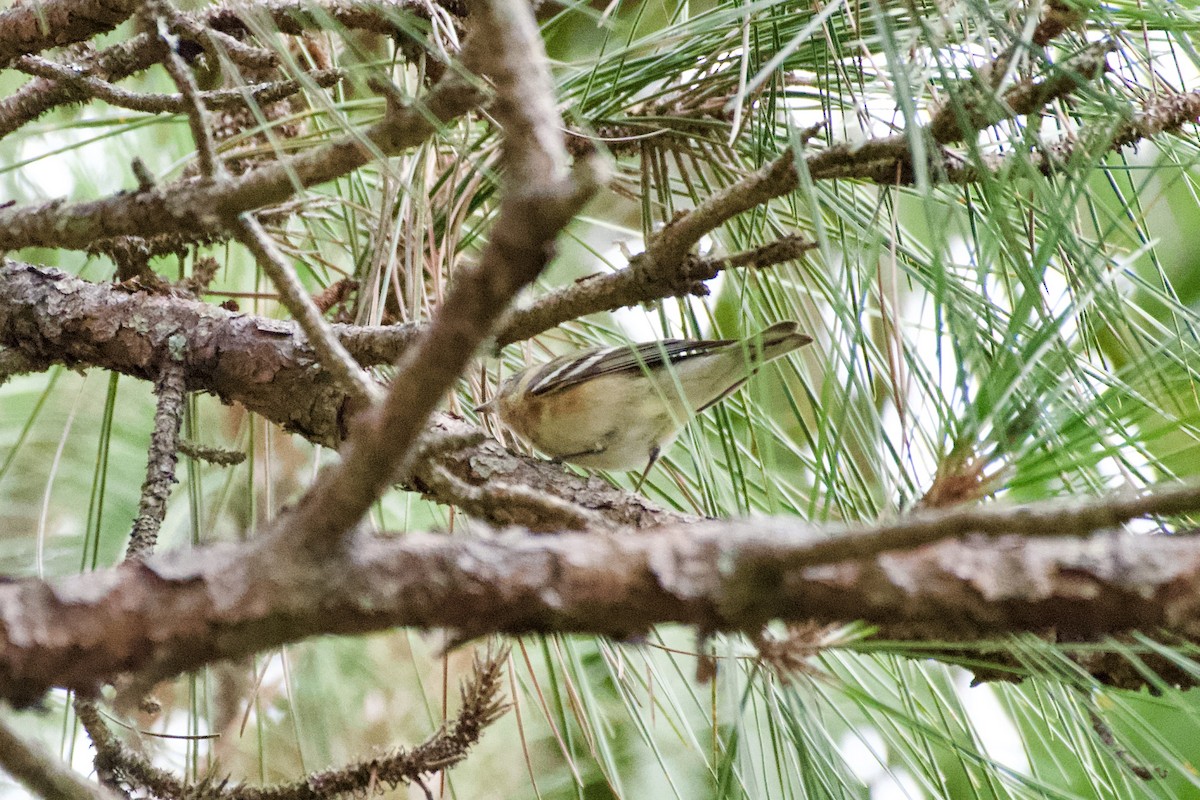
[474,397,497,414]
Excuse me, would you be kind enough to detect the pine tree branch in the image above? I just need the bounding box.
[0,262,677,532]
[231,215,380,406]
[125,362,187,560]
[255,0,600,555]
[0,0,139,67]
[0,67,483,251]
[3,484,1200,706]
[0,0,459,140]
[12,55,344,115]
[74,647,508,800]
[0,714,116,800]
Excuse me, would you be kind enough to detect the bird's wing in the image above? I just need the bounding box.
[527,337,735,396]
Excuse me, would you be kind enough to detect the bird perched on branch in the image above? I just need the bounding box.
[477,321,813,486]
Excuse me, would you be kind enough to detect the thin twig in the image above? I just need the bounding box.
[75,698,186,798]
[141,0,223,178]
[178,439,246,466]
[497,234,816,346]
[126,362,187,560]
[231,215,380,407]
[771,480,1200,573]
[84,363,188,787]
[171,11,277,70]
[0,66,484,251]
[641,150,801,275]
[701,236,820,271]
[927,40,1114,144]
[12,55,343,115]
[73,647,508,800]
[0,712,115,800]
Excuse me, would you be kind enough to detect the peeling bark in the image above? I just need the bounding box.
[2,524,1200,706]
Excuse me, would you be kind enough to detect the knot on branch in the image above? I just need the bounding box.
[674,254,717,297]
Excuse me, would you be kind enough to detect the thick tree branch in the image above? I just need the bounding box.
[772,481,1200,570]
[232,216,379,406]
[0,0,138,66]
[266,0,599,554]
[407,427,616,531]
[0,262,678,531]
[3,486,1200,705]
[0,261,350,445]
[409,413,687,529]
[0,344,46,386]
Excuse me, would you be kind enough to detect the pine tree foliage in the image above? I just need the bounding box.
[3,0,1200,797]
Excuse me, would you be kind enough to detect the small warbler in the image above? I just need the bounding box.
[476,321,812,482]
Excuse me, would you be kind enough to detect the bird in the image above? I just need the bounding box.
[476,321,812,487]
